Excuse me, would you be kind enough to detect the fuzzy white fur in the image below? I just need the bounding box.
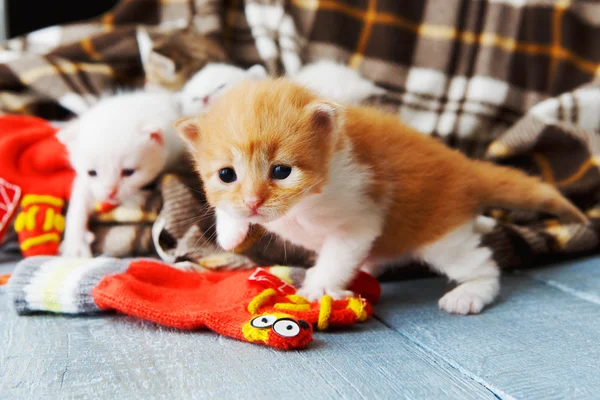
[417,219,500,314]
[179,63,267,116]
[57,92,186,257]
[291,60,386,105]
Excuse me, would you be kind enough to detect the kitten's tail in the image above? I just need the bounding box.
[473,161,588,224]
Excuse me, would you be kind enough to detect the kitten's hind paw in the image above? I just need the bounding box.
[438,288,485,315]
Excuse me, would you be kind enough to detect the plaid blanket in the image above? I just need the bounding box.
[1,0,599,270]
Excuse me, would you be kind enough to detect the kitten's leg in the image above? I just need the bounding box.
[61,176,95,257]
[419,219,500,315]
[215,208,249,251]
[360,255,411,277]
[298,228,377,301]
[360,261,385,277]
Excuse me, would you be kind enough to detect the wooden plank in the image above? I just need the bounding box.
[0,278,495,399]
[375,273,600,400]
[0,261,16,275]
[522,257,600,304]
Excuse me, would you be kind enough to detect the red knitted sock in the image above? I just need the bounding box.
[92,260,379,350]
[0,115,75,255]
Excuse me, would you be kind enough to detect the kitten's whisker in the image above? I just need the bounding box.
[182,213,215,228]
[263,233,275,255]
[191,221,216,251]
[179,213,213,225]
[181,183,206,196]
[291,218,310,245]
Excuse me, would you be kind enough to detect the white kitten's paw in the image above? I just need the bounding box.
[216,222,249,251]
[60,237,93,258]
[297,284,355,302]
[438,287,485,315]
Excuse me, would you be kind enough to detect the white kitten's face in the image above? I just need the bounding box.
[57,93,181,205]
[72,128,167,203]
[180,63,267,115]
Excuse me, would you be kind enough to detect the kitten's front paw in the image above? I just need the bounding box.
[438,287,485,315]
[60,237,93,258]
[297,284,355,302]
[216,221,249,251]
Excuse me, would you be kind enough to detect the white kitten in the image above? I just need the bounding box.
[291,60,385,105]
[179,63,267,115]
[57,92,186,257]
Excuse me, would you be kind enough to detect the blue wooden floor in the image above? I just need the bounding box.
[1,257,600,399]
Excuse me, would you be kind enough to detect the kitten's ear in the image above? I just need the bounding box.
[174,117,201,148]
[56,120,80,147]
[140,124,165,146]
[305,101,341,136]
[247,64,267,79]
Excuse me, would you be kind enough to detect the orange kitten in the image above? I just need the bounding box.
[176,79,586,314]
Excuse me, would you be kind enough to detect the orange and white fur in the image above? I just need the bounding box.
[176,79,586,314]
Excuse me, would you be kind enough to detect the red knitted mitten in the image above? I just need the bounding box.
[92,260,379,350]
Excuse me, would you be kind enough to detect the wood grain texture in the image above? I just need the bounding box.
[375,273,600,400]
[0,261,494,400]
[522,257,600,304]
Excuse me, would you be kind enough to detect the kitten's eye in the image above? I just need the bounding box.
[122,169,135,177]
[216,84,227,91]
[88,170,97,177]
[219,168,237,183]
[271,165,292,180]
[192,97,201,102]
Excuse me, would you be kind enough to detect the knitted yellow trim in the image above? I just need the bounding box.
[247,288,276,314]
[13,212,25,232]
[286,294,310,305]
[317,295,333,330]
[26,206,39,230]
[346,297,368,322]
[20,233,60,251]
[21,194,64,208]
[242,321,270,343]
[274,303,311,311]
[43,208,55,231]
[54,214,65,232]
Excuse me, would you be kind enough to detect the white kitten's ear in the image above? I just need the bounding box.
[305,101,341,136]
[56,120,80,147]
[174,117,200,148]
[247,64,267,79]
[140,124,165,146]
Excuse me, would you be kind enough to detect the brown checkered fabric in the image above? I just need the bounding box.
[1,0,599,270]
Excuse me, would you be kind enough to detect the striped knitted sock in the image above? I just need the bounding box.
[9,256,129,314]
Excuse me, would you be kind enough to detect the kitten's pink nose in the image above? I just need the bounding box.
[202,96,209,106]
[244,196,264,211]
[108,188,118,200]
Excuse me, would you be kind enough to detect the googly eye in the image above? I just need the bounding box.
[272,319,301,338]
[250,315,277,328]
